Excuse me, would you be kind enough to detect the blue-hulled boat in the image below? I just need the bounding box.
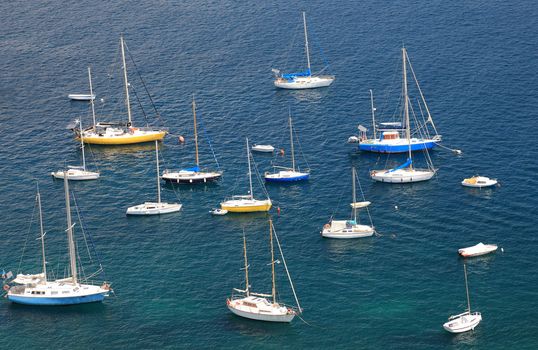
[5,177,111,306]
[265,114,310,183]
[350,56,442,153]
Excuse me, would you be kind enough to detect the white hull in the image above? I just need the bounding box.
[68,93,95,101]
[210,209,228,215]
[227,297,295,323]
[51,169,100,181]
[371,168,435,183]
[126,202,182,215]
[274,75,334,89]
[251,145,275,153]
[322,222,374,239]
[443,312,482,333]
[461,176,497,188]
[458,243,498,257]
[162,170,222,183]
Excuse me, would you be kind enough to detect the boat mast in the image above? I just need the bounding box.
[352,167,357,222]
[242,231,250,297]
[120,35,133,127]
[269,218,276,304]
[402,47,412,169]
[302,12,311,76]
[192,95,199,168]
[370,89,376,139]
[63,174,78,284]
[88,66,96,128]
[246,138,254,199]
[289,113,295,172]
[155,140,161,204]
[79,119,86,171]
[464,263,472,313]
[36,184,47,280]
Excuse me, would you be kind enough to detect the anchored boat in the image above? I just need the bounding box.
[458,243,498,257]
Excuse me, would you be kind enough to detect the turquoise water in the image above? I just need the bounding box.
[1,0,538,348]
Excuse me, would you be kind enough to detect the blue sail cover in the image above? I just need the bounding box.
[183,166,200,172]
[388,158,412,172]
[282,69,311,80]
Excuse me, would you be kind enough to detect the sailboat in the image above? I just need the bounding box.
[72,35,167,145]
[162,96,222,184]
[6,179,111,305]
[52,112,100,180]
[370,48,436,183]
[264,114,309,182]
[354,63,441,153]
[443,263,482,333]
[220,138,272,213]
[227,219,301,322]
[322,167,375,239]
[126,141,182,215]
[273,12,335,89]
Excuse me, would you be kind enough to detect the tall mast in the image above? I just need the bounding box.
[246,138,254,199]
[402,47,412,169]
[63,174,77,284]
[155,141,161,203]
[120,35,133,127]
[36,184,47,280]
[302,12,311,76]
[289,113,295,172]
[88,66,96,127]
[269,219,276,304]
[242,231,249,297]
[192,95,199,167]
[79,119,86,171]
[352,167,357,222]
[370,89,376,139]
[464,263,472,313]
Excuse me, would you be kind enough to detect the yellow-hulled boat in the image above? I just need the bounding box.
[221,196,272,213]
[219,138,272,213]
[73,35,166,146]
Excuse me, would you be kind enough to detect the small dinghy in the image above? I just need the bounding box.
[68,93,95,101]
[251,144,275,153]
[210,208,228,216]
[461,176,497,188]
[458,242,498,258]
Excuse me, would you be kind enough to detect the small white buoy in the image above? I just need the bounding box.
[394,205,398,210]
[501,247,504,253]
[178,135,185,143]
[453,149,462,155]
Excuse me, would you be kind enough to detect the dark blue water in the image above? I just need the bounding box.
[1,0,538,348]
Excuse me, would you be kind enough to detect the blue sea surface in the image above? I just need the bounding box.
[1,0,538,348]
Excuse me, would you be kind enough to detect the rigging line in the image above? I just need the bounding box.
[159,148,183,202]
[197,109,221,170]
[251,151,270,199]
[281,21,303,70]
[354,169,374,227]
[293,123,310,171]
[71,191,108,282]
[129,84,150,126]
[71,191,93,263]
[17,194,38,274]
[271,222,301,313]
[125,42,164,126]
[406,53,438,135]
[308,24,331,74]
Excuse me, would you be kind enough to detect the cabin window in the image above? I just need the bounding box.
[51,291,58,295]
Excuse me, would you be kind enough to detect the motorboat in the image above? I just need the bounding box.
[251,144,275,153]
[68,93,95,101]
[458,243,498,257]
[210,208,228,216]
[461,176,498,188]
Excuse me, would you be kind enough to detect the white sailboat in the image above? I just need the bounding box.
[322,167,375,239]
[227,219,301,322]
[6,180,111,305]
[73,35,167,145]
[264,114,310,182]
[162,96,222,184]
[220,138,272,213]
[126,141,182,215]
[443,263,482,333]
[273,12,335,89]
[370,47,436,183]
[53,88,100,180]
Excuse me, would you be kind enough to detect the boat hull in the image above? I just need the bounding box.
[443,312,482,333]
[322,229,374,239]
[371,169,435,183]
[458,243,498,257]
[274,76,335,89]
[461,177,498,188]
[220,199,272,213]
[7,292,107,306]
[51,170,100,181]
[265,171,309,182]
[81,131,166,145]
[359,139,437,153]
[126,202,182,215]
[68,94,95,101]
[161,171,222,184]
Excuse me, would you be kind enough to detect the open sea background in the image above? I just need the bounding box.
[1,0,538,348]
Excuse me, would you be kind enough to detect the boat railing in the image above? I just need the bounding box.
[447,311,471,320]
